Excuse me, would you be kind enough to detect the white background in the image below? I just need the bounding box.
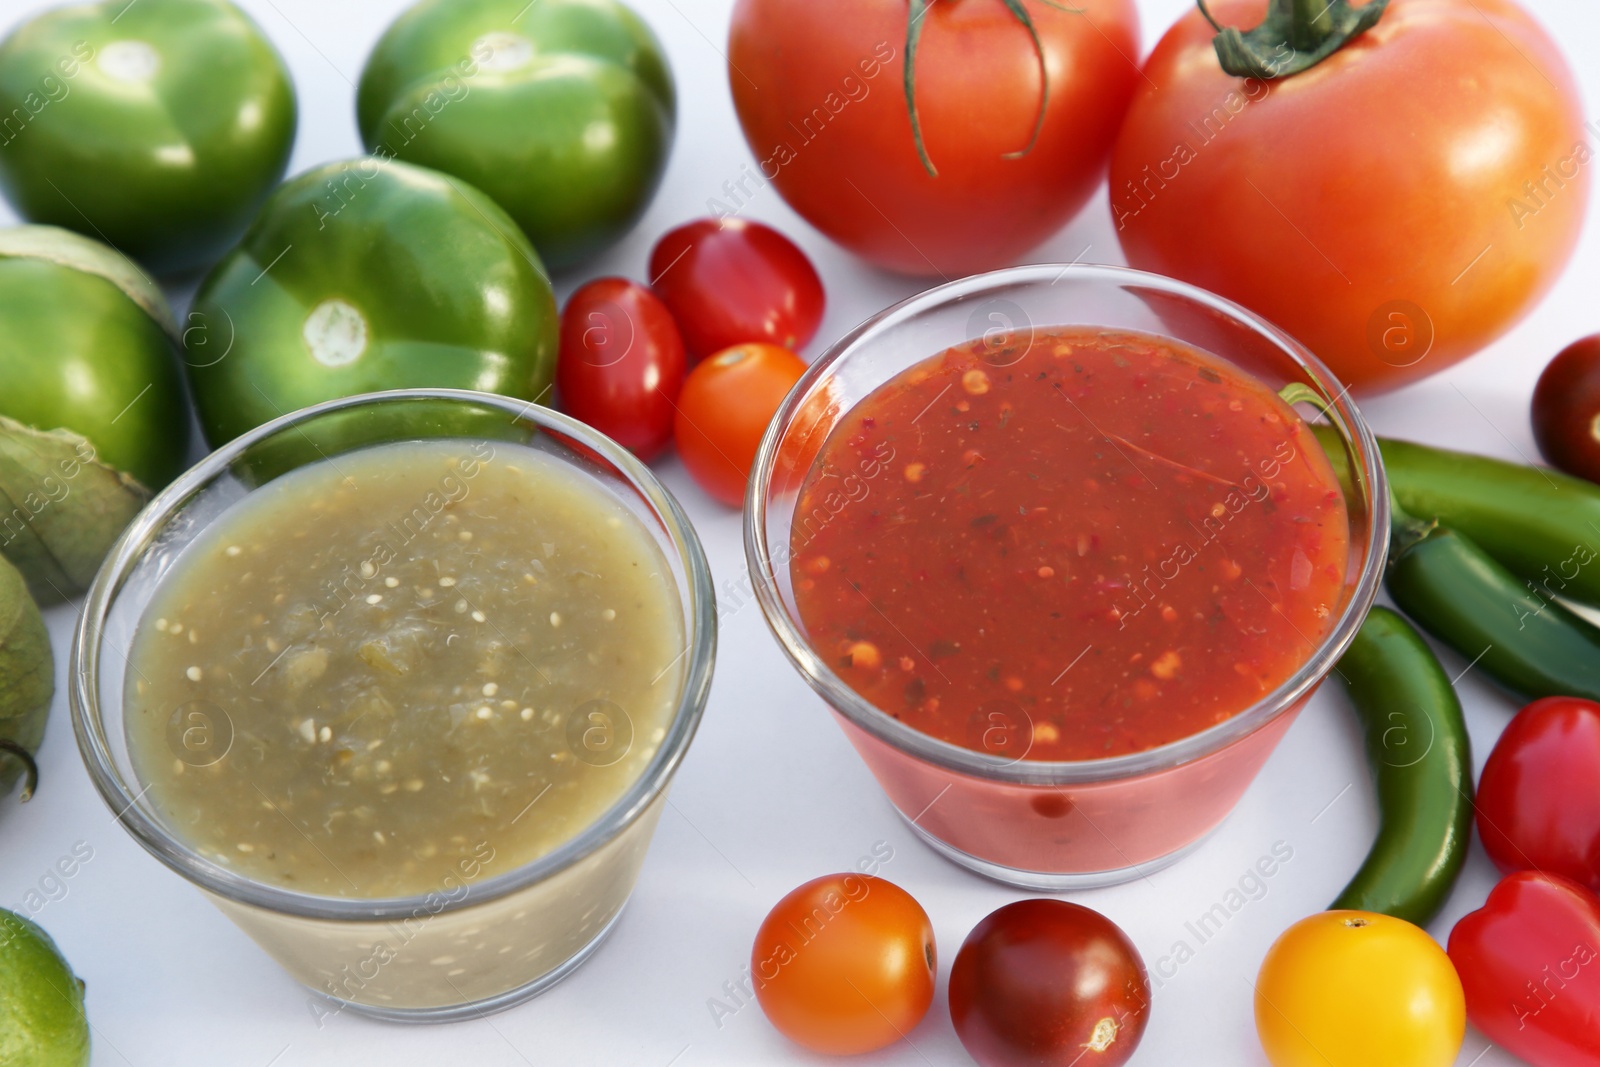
[1,0,1596,1064]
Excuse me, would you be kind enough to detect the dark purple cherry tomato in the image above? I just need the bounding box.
[949,899,1151,1067]
[1532,334,1600,483]
[648,218,824,360]
[556,277,686,460]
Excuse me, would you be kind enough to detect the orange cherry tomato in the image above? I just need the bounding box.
[673,342,806,507]
[751,873,936,1055]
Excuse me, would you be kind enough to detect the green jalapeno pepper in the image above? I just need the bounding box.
[1386,516,1600,704]
[1314,429,1600,608]
[1330,607,1473,926]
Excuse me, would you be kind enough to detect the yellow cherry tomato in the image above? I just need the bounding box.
[1255,911,1464,1067]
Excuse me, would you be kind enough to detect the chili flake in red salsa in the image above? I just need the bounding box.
[790,328,1350,761]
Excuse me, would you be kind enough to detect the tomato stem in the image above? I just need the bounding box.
[904,0,1084,178]
[904,0,937,176]
[1196,0,1389,79]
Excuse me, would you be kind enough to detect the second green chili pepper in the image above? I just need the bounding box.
[1386,516,1600,704]
[1330,607,1473,926]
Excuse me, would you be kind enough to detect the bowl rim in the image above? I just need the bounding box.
[743,262,1388,786]
[70,387,717,921]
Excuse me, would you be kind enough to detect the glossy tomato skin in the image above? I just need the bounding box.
[949,899,1150,1067]
[1533,336,1600,483]
[1111,0,1587,394]
[673,342,806,507]
[357,0,674,270]
[0,229,189,493]
[557,278,685,460]
[0,0,297,276]
[187,159,558,448]
[1448,871,1600,1067]
[1255,911,1464,1067]
[649,219,823,359]
[751,874,935,1055]
[728,0,1139,276]
[1477,697,1600,893]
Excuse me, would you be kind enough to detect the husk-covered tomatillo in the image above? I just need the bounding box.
[0,552,51,803]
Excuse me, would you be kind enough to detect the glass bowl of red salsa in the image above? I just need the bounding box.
[745,264,1387,889]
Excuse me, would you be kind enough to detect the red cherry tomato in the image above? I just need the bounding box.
[1476,696,1600,893]
[649,218,824,359]
[556,278,686,460]
[674,342,806,507]
[1533,335,1600,484]
[949,899,1151,1067]
[751,873,936,1055]
[1448,871,1600,1067]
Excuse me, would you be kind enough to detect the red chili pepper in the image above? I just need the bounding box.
[1447,871,1600,1067]
[1476,696,1600,893]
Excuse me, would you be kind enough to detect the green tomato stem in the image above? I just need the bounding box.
[904,0,1084,178]
[1197,0,1390,80]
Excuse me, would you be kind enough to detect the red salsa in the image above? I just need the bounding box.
[790,328,1350,761]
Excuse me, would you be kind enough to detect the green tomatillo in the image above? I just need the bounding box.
[0,225,189,603]
[0,909,89,1066]
[356,0,675,270]
[0,552,49,804]
[185,158,559,449]
[0,0,297,276]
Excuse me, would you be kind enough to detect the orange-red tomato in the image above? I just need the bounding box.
[728,0,1140,277]
[674,342,806,507]
[752,874,935,1055]
[1110,0,1588,394]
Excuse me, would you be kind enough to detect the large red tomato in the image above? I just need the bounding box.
[728,0,1140,277]
[1110,0,1587,394]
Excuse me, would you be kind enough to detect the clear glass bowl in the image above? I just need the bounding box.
[71,389,716,1021]
[745,264,1386,890]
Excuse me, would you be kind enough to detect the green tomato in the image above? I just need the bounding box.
[0,0,297,276]
[186,158,559,448]
[0,227,189,491]
[0,226,189,601]
[357,0,674,270]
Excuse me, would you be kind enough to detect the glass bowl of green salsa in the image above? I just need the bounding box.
[71,388,716,1020]
[746,263,1387,890]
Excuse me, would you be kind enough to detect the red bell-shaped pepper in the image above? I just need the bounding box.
[1448,871,1600,1067]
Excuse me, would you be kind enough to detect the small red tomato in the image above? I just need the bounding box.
[949,899,1150,1067]
[751,874,935,1055]
[649,218,824,359]
[556,278,686,460]
[1477,696,1600,893]
[1448,871,1600,1067]
[1533,335,1600,483]
[674,342,806,507]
